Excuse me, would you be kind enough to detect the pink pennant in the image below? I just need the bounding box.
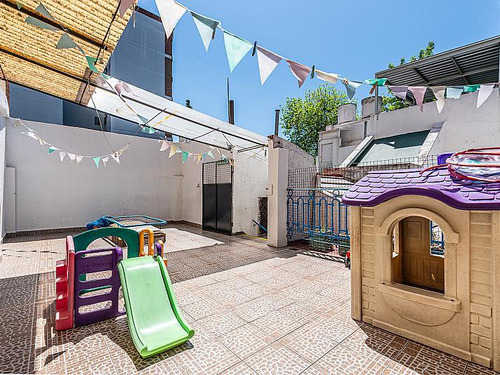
[68,153,76,163]
[59,151,66,162]
[119,0,136,17]
[388,86,408,100]
[159,140,170,152]
[408,86,427,112]
[286,59,311,88]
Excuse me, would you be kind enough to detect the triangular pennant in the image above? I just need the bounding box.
[22,131,38,140]
[159,140,170,152]
[16,1,22,9]
[25,16,59,31]
[222,30,253,72]
[76,155,83,165]
[169,144,178,158]
[155,0,186,39]
[141,126,156,134]
[196,154,203,164]
[36,2,55,21]
[85,56,101,74]
[477,84,495,108]
[446,86,463,99]
[92,156,101,168]
[102,156,109,167]
[112,153,120,164]
[463,84,480,93]
[285,59,311,88]
[68,153,76,162]
[114,81,133,97]
[207,150,215,159]
[190,11,220,51]
[56,33,79,50]
[316,70,340,85]
[137,114,149,125]
[388,86,408,100]
[364,78,388,86]
[48,146,57,154]
[182,151,189,164]
[408,86,427,112]
[431,86,446,113]
[202,153,207,162]
[341,78,363,100]
[59,151,66,162]
[256,46,282,85]
[118,0,136,17]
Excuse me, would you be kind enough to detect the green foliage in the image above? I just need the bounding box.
[383,41,435,112]
[280,84,351,157]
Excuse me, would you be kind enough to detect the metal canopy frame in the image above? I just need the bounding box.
[376,35,500,88]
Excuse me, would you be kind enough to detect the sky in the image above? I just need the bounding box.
[138,0,500,137]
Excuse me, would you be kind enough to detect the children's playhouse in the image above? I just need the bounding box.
[343,164,500,370]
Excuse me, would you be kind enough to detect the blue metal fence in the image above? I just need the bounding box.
[287,188,350,255]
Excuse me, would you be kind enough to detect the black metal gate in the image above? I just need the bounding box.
[202,160,233,234]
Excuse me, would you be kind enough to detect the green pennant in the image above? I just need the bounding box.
[85,56,100,74]
[92,156,101,167]
[36,2,56,21]
[141,126,156,134]
[137,114,149,124]
[207,150,214,159]
[190,11,220,51]
[182,151,189,163]
[56,33,79,50]
[48,146,57,154]
[463,84,480,93]
[363,78,388,86]
[16,1,22,9]
[25,16,59,31]
[222,30,253,72]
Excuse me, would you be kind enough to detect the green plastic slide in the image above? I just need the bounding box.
[117,256,195,358]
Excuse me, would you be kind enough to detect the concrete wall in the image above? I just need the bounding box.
[318,89,500,166]
[4,119,185,232]
[2,118,267,236]
[233,148,268,236]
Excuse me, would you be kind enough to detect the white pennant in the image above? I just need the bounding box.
[431,86,446,113]
[76,155,83,165]
[316,70,340,85]
[112,153,121,164]
[256,46,282,85]
[59,151,66,162]
[68,153,76,163]
[190,11,219,51]
[102,156,109,167]
[155,0,186,39]
[477,84,495,108]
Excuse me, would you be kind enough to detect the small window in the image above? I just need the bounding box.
[392,217,444,293]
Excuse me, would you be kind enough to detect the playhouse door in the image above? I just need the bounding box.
[401,217,444,292]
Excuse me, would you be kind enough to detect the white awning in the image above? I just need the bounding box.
[89,77,268,150]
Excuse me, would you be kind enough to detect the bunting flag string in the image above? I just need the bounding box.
[157,139,220,165]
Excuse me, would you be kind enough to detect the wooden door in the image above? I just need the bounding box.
[401,217,444,292]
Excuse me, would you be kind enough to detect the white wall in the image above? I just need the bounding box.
[0,117,6,239]
[5,119,184,232]
[3,119,268,236]
[233,148,268,236]
[318,89,500,166]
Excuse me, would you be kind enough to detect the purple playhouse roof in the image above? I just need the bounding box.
[342,167,500,210]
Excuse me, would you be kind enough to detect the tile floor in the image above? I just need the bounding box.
[0,224,496,374]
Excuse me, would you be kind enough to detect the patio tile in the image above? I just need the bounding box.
[218,323,271,359]
[181,297,222,320]
[245,342,312,375]
[197,311,247,337]
[219,361,257,375]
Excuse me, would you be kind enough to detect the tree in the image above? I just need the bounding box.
[382,41,435,112]
[280,84,351,157]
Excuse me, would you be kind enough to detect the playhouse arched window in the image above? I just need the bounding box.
[391,217,445,293]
